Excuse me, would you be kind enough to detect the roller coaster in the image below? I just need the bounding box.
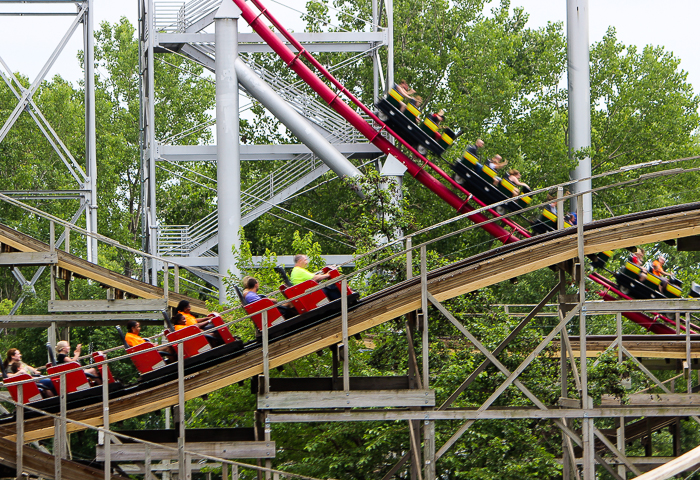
[0,0,700,478]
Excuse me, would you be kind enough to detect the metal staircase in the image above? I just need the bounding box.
[153,0,382,280]
[157,154,331,258]
[154,0,221,33]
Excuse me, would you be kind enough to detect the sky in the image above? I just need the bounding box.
[0,1,697,96]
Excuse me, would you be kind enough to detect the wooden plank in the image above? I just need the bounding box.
[95,441,275,461]
[0,313,165,328]
[559,457,678,466]
[558,397,582,408]
[0,435,129,479]
[0,252,57,265]
[48,299,168,313]
[264,405,700,422]
[0,223,207,314]
[584,299,700,313]
[257,390,435,409]
[626,394,700,406]
[2,205,699,442]
[555,338,700,359]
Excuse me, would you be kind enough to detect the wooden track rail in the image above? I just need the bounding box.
[0,435,128,479]
[2,203,699,442]
[0,223,208,314]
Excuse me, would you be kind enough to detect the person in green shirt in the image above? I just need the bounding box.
[290,254,341,300]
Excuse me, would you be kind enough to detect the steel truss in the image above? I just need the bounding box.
[139,0,389,295]
[0,0,98,318]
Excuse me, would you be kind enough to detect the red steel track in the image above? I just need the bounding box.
[230,0,689,334]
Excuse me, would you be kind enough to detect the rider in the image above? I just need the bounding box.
[651,256,672,293]
[4,348,56,397]
[243,277,297,319]
[290,254,341,301]
[55,341,101,385]
[505,169,530,197]
[124,320,176,360]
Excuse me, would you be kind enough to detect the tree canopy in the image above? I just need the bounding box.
[0,1,699,478]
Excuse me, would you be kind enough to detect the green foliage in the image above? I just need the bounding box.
[225,227,283,303]
[0,1,699,477]
[0,299,12,316]
[586,350,636,404]
[291,230,325,272]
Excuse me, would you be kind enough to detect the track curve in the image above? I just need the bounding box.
[2,202,698,442]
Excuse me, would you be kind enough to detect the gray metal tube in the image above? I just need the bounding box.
[386,0,394,92]
[147,0,158,283]
[234,58,364,183]
[567,0,592,223]
[84,0,98,263]
[216,2,242,304]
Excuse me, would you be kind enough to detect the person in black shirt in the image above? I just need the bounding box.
[55,341,101,384]
[466,138,485,159]
[428,109,445,126]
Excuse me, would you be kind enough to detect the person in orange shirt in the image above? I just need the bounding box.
[651,256,672,293]
[177,300,214,329]
[172,313,221,347]
[125,321,175,359]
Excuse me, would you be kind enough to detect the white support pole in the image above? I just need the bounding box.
[687,312,692,393]
[567,0,592,224]
[372,0,379,102]
[385,0,394,90]
[16,387,23,480]
[102,360,110,480]
[215,1,242,304]
[406,237,413,280]
[262,310,270,395]
[147,0,158,283]
[84,0,98,264]
[342,279,350,393]
[420,245,428,388]
[576,194,594,479]
[177,342,186,479]
[54,417,62,480]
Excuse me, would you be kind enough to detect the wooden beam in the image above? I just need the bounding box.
[623,394,700,406]
[95,441,275,461]
[0,223,208,314]
[257,390,435,409]
[555,338,700,359]
[584,299,700,313]
[0,313,165,328]
[48,299,168,313]
[0,435,129,479]
[265,406,700,423]
[0,252,57,266]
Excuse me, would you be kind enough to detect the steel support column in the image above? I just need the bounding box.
[83,0,98,263]
[139,0,159,283]
[215,2,242,303]
[567,0,592,223]
[234,59,364,184]
[385,0,394,90]
[576,194,594,479]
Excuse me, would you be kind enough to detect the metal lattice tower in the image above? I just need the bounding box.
[0,0,98,315]
[138,0,389,295]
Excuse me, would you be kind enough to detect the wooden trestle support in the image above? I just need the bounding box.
[1,196,700,478]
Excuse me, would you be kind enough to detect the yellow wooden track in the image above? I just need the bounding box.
[1,203,698,443]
